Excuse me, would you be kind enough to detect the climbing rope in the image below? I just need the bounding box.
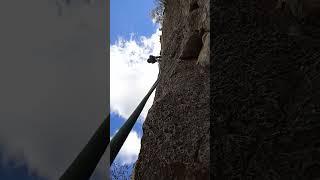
[59,115,109,180]
[59,55,161,180]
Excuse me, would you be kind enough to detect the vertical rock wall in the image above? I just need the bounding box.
[212,0,320,179]
[134,0,210,179]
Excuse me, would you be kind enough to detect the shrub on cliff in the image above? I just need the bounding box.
[150,0,165,25]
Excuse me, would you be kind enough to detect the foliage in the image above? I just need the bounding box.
[150,0,165,25]
[110,163,134,180]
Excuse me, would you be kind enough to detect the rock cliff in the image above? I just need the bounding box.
[134,0,210,179]
[212,0,320,179]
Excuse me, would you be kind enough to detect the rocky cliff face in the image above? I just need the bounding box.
[212,0,320,179]
[134,0,210,179]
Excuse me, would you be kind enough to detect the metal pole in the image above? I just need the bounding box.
[110,75,160,165]
[59,115,110,180]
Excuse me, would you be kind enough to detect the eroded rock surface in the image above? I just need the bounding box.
[212,0,320,179]
[134,0,210,179]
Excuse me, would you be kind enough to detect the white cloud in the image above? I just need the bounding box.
[110,29,161,121]
[116,131,141,165]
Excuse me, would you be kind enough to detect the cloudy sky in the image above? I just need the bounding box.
[110,0,161,172]
[0,0,160,179]
[0,0,107,179]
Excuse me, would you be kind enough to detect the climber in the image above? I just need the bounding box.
[147,55,161,64]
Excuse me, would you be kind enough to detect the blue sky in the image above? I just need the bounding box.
[0,148,44,180]
[0,166,41,180]
[0,161,45,180]
[110,0,156,44]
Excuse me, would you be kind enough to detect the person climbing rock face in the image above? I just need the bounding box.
[147,55,161,64]
[147,55,157,63]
